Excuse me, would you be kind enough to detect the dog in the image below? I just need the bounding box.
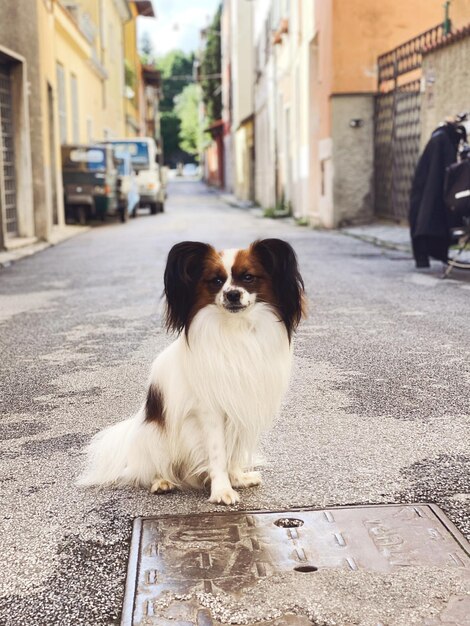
[78,238,305,505]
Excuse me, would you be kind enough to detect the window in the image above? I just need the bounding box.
[70,74,79,143]
[56,63,67,144]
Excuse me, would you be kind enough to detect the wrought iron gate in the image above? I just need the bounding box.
[374,25,445,221]
[0,62,18,236]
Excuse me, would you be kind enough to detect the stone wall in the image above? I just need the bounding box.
[421,37,470,149]
[331,94,375,227]
[0,0,46,243]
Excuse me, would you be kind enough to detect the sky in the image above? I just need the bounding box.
[137,0,221,57]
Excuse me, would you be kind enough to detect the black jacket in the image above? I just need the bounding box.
[409,124,462,262]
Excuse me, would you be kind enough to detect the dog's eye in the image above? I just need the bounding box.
[242,273,255,283]
[210,277,224,286]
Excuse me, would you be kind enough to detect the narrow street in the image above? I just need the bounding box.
[0,180,469,625]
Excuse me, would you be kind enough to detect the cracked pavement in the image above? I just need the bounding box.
[0,181,469,625]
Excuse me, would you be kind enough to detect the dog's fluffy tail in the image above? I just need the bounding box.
[77,412,157,488]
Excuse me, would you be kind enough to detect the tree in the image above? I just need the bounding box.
[160,111,181,161]
[174,84,202,158]
[200,5,222,123]
[157,50,195,112]
[155,50,196,164]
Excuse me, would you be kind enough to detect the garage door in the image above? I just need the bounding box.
[0,63,18,236]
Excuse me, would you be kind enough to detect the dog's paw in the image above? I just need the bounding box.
[209,486,240,505]
[230,470,262,489]
[150,478,176,494]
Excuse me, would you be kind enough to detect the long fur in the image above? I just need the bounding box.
[78,239,304,504]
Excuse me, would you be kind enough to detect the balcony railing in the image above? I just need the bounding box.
[377,24,446,89]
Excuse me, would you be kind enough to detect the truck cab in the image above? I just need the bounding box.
[108,138,165,214]
[61,144,119,224]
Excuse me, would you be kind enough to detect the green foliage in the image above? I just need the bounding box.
[200,5,222,123]
[174,84,202,157]
[124,60,135,89]
[157,50,195,112]
[160,112,181,160]
[263,194,292,218]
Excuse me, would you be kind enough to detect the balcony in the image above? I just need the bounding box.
[61,2,97,44]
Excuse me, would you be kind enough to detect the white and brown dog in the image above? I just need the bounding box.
[78,239,305,504]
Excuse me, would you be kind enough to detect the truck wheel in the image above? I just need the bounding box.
[150,202,158,215]
[76,206,86,225]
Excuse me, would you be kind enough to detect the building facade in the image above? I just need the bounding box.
[421,28,470,149]
[0,0,158,252]
[0,0,43,249]
[124,0,156,137]
[224,0,470,228]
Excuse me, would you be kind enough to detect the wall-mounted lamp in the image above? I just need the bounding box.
[349,119,364,128]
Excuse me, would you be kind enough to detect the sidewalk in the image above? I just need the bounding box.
[217,190,412,250]
[218,192,256,210]
[0,225,89,268]
[340,222,411,253]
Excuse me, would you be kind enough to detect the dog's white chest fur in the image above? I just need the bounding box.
[182,304,292,425]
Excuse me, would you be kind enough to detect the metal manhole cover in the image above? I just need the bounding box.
[121,504,470,626]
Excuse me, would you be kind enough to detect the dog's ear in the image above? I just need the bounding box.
[252,238,305,339]
[164,241,212,334]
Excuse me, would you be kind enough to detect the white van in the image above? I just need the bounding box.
[108,138,165,214]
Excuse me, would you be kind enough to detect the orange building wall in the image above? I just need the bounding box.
[331,0,447,94]
[451,0,470,29]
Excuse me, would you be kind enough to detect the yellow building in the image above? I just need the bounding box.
[47,0,131,145]
[124,1,155,137]
[3,0,131,240]
[0,0,155,250]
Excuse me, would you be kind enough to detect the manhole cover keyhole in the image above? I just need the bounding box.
[294,565,318,573]
[274,518,304,528]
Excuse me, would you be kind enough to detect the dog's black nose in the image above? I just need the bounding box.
[225,290,241,303]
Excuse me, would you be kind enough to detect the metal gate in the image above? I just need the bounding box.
[374,25,445,221]
[0,63,18,236]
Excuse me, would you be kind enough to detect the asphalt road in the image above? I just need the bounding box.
[0,180,469,625]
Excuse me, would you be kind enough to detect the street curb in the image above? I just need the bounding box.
[0,226,91,269]
[217,193,256,211]
[340,229,412,254]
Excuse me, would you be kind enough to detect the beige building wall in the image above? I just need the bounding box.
[421,36,470,148]
[310,0,334,226]
[231,0,255,201]
[287,0,314,220]
[253,0,276,209]
[37,0,65,229]
[234,121,254,202]
[269,0,314,216]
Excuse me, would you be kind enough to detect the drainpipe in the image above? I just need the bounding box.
[443,1,452,36]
